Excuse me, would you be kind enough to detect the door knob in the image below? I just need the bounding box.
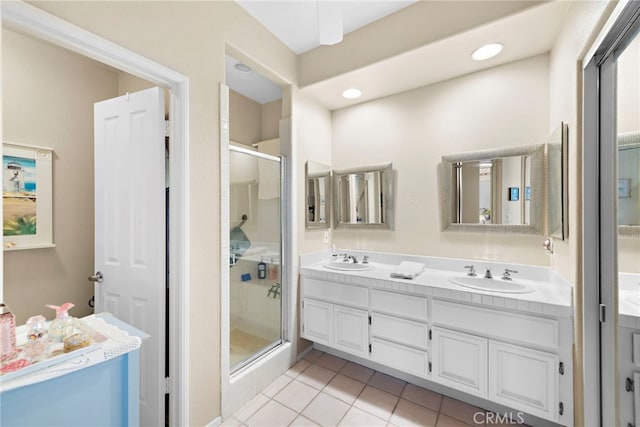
[88,271,103,283]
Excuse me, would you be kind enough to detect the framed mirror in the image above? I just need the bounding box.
[618,131,640,238]
[548,122,568,240]
[333,162,394,229]
[305,160,331,229]
[439,123,567,237]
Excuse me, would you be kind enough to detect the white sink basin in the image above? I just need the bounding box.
[449,276,534,294]
[324,262,374,271]
[626,294,640,305]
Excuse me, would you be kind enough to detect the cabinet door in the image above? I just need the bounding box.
[489,341,558,421]
[334,305,369,358]
[432,327,487,398]
[302,299,332,345]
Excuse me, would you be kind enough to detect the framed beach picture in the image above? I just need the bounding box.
[3,142,54,251]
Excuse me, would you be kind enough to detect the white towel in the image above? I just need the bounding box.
[258,158,280,200]
[390,261,425,279]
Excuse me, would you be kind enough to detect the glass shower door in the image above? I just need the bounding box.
[229,145,282,372]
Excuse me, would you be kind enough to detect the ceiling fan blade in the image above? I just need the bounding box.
[317,1,343,45]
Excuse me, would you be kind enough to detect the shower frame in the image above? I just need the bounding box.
[227,144,287,373]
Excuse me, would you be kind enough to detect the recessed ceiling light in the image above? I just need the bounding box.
[471,43,503,61]
[235,63,252,73]
[342,88,362,99]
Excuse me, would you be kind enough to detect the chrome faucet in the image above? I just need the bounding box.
[344,254,358,263]
[464,265,476,277]
[484,268,493,279]
[501,268,519,280]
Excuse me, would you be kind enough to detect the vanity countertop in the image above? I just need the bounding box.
[301,255,573,319]
[619,273,640,327]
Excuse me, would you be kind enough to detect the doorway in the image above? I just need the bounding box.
[583,2,640,425]
[1,2,190,425]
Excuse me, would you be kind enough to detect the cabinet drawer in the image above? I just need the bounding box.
[431,299,559,350]
[371,338,429,378]
[633,334,640,367]
[371,313,428,350]
[303,278,368,308]
[371,289,427,321]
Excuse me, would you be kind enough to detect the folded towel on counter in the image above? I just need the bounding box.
[390,261,425,279]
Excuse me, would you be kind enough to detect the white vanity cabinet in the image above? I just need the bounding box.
[431,299,569,423]
[300,273,573,426]
[301,278,369,358]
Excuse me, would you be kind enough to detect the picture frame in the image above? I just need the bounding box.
[3,141,54,251]
[618,178,632,199]
[508,186,520,201]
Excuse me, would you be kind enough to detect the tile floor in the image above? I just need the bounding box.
[222,349,522,427]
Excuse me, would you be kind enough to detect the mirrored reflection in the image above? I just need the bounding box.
[306,161,331,229]
[452,156,530,226]
[615,27,640,427]
[334,163,393,229]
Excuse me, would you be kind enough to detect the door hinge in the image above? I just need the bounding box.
[428,362,432,373]
[302,300,305,308]
[368,315,372,325]
[558,402,564,416]
[163,377,170,395]
[627,377,635,392]
[599,304,606,323]
[429,329,432,340]
[164,120,170,138]
[559,362,564,375]
[369,344,372,353]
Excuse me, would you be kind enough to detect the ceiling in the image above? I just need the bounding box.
[232,0,570,110]
[225,54,283,104]
[235,0,417,54]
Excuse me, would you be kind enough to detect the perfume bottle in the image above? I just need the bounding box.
[0,303,16,362]
[47,303,75,343]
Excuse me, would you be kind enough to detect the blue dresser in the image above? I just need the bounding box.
[0,314,144,427]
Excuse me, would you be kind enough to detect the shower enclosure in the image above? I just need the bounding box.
[228,145,283,371]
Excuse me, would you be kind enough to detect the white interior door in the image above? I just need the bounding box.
[93,87,165,427]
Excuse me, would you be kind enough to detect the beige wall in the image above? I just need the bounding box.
[230,90,262,145]
[261,99,282,140]
[547,2,616,425]
[28,1,297,424]
[2,28,119,324]
[230,90,282,145]
[294,90,332,353]
[330,54,550,265]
